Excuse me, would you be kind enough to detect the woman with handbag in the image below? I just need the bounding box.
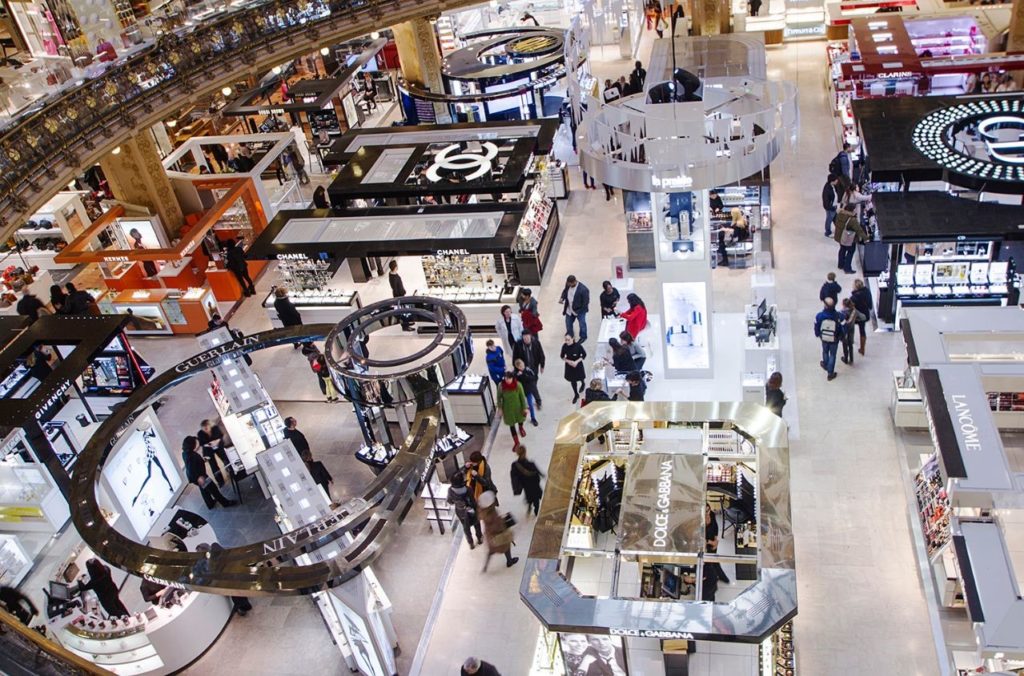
[850,278,873,356]
[478,490,519,571]
[465,451,495,502]
[448,473,483,549]
[839,298,860,365]
[510,445,544,517]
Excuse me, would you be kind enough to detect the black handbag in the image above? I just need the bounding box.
[502,513,517,529]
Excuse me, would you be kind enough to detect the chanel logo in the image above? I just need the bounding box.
[425,142,499,183]
[977,115,1024,165]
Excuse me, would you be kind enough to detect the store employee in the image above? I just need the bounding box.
[708,190,725,214]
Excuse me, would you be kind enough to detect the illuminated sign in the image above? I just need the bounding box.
[911,98,1024,185]
[425,142,498,182]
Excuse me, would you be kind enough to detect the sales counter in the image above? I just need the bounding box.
[415,285,520,331]
[47,522,231,676]
[262,287,362,327]
[103,287,218,335]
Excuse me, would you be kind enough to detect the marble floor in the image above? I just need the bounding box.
[17,32,945,676]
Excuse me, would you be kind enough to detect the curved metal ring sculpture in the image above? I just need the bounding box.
[69,298,471,595]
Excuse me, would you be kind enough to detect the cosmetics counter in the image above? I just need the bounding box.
[826,14,994,146]
[97,287,219,336]
[894,308,1024,674]
[522,404,795,676]
[46,522,232,676]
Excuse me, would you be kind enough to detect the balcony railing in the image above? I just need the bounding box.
[0,0,479,236]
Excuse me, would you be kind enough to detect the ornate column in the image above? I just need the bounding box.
[391,17,449,122]
[99,131,184,235]
[1009,0,1024,54]
[691,0,730,36]
[392,17,443,93]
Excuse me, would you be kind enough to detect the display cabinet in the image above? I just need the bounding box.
[513,185,560,285]
[262,287,361,327]
[445,375,495,425]
[11,192,90,271]
[0,461,69,532]
[0,533,32,586]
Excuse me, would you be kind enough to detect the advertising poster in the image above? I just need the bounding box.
[105,414,181,539]
[333,597,388,676]
[663,282,710,370]
[559,633,629,676]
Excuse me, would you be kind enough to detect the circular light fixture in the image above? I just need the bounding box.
[111,146,121,155]
[319,47,329,56]
[221,86,232,96]
[911,98,1024,188]
[370,31,380,39]
[272,65,282,75]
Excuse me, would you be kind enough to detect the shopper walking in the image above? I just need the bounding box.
[619,331,646,370]
[603,183,615,201]
[518,288,543,335]
[13,281,47,323]
[388,260,415,332]
[497,371,528,448]
[225,238,257,296]
[840,298,864,365]
[513,332,545,385]
[821,174,841,237]
[485,339,507,385]
[182,436,236,509]
[561,335,587,404]
[819,272,841,304]
[273,287,303,349]
[599,281,620,318]
[465,450,496,511]
[850,278,872,355]
[814,298,844,381]
[64,283,98,315]
[494,304,524,356]
[308,351,339,402]
[312,185,329,209]
[512,358,541,425]
[559,275,590,343]
[510,445,544,517]
[283,417,311,455]
[461,657,501,676]
[630,60,647,93]
[478,490,518,571]
[765,371,787,417]
[620,293,648,339]
[49,284,68,314]
[449,472,483,549]
[197,419,231,487]
[299,447,333,499]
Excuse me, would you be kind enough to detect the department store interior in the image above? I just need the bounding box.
[0,0,1022,674]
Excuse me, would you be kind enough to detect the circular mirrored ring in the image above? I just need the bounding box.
[68,324,444,595]
[324,296,474,407]
[911,98,1024,190]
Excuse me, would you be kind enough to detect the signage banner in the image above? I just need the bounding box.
[618,452,704,554]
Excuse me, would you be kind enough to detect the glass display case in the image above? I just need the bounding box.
[0,533,31,586]
[0,461,68,531]
[662,282,710,372]
[421,253,498,288]
[513,184,560,285]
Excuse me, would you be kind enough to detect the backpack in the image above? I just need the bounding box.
[819,317,838,343]
[828,153,843,177]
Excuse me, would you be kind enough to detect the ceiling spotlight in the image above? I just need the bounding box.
[221,86,232,96]
[111,146,121,155]
[370,31,380,39]
[320,47,329,56]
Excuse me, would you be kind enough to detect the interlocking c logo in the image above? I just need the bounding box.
[977,115,1024,165]
[425,142,499,182]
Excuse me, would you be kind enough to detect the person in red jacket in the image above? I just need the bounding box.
[620,293,648,339]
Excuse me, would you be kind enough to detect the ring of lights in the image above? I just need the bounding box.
[325,296,474,407]
[69,308,467,595]
[911,98,1024,193]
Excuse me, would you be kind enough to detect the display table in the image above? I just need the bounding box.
[261,288,361,327]
[416,286,519,332]
[744,332,780,376]
[445,375,495,425]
